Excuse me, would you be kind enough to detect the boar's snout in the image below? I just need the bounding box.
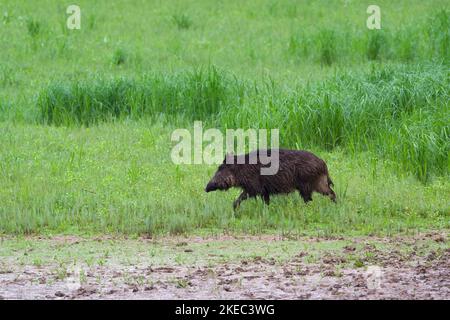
[205,182,218,193]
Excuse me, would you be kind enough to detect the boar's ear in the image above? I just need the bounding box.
[224,152,235,164]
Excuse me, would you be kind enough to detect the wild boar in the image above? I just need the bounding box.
[205,149,336,210]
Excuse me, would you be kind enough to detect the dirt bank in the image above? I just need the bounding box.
[0,234,448,299]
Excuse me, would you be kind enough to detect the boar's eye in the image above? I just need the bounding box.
[218,164,226,171]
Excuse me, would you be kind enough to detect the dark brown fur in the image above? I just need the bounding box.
[205,149,336,210]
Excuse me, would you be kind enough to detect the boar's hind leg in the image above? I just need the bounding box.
[233,191,249,210]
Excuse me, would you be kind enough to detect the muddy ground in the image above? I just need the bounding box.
[0,233,448,299]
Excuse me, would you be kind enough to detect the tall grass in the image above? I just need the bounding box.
[36,64,449,183]
[286,10,449,64]
[112,48,127,66]
[317,29,338,65]
[37,66,245,126]
[366,31,388,61]
[172,13,193,30]
[26,19,41,37]
[427,9,450,62]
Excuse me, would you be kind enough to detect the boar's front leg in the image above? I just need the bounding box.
[233,191,249,210]
[261,192,270,205]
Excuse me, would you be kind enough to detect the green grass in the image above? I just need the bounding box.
[0,121,448,236]
[36,66,240,126]
[0,0,449,236]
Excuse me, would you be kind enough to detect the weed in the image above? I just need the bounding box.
[172,13,192,30]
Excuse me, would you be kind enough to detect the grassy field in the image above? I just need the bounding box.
[0,0,449,236]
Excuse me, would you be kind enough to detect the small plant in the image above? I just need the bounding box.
[354,259,364,268]
[367,32,387,60]
[267,1,278,17]
[26,19,41,37]
[145,215,158,236]
[32,258,43,267]
[88,14,96,30]
[427,9,449,61]
[2,11,11,24]
[55,266,68,280]
[168,215,190,235]
[288,34,309,59]
[0,65,16,86]
[112,48,127,65]
[318,29,338,65]
[79,269,87,284]
[176,278,189,288]
[286,4,298,19]
[395,29,416,62]
[172,13,192,30]
[334,266,344,277]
